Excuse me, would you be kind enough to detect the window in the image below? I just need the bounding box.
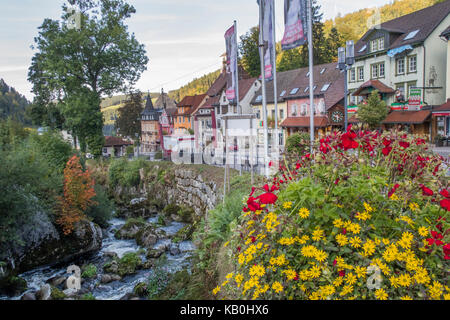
[371,64,378,79]
[306,71,310,77]
[280,90,286,97]
[370,37,384,53]
[349,68,356,82]
[280,109,284,119]
[313,85,317,91]
[304,87,309,92]
[256,110,261,119]
[408,55,417,73]
[404,29,420,41]
[320,68,326,74]
[359,44,367,53]
[290,88,299,95]
[321,83,331,92]
[271,110,275,119]
[358,67,364,81]
[255,95,262,102]
[396,57,405,75]
[378,37,384,50]
[379,63,385,78]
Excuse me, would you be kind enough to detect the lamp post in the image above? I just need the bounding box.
[338,40,355,130]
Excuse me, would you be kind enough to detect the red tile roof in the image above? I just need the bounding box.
[433,99,450,112]
[280,116,329,128]
[104,136,133,147]
[175,94,207,116]
[352,80,395,96]
[206,72,227,97]
[382,110,431,124]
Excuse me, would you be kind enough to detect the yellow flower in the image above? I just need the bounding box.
[238,253,245,265]
[347,223,361,235]
[314,249,328,263]
[212,286,221,295]
[336,234,349,246]
[363,202,374,213]
[223,241,229,247]
[428,281,443,300]
[400,295,413,300]
[333,218,344,228]
[390,194,399,201]
[354,266,366,279]
[361,239,376,257]
[272,281,283,293]
[382,238,390,246]
[418,226,429,237]
[382,243,398,262]
[296,235,310,244]
[309,265,321,279]
[298,208,310,219]
[312,227,325,242]
[226,272,234,279]
[355,211,371,221]
[333,277,344,287]
[375,288,388,300]
[249,264,265,278]
[398,231,414,249]
[339,285,353,296]
[399,215,415,227]
[301,245,318,258]
[414,267,431,285]
[345,272,357,285]
[409,202,419,212]
[349,236,362,248]
[279,237,296,245]
[235,274,243,287]
[283,201,293,209]
[282,269,297,281]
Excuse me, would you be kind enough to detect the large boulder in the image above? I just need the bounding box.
[1,207,102,277]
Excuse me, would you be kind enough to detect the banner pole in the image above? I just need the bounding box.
[234,20,241,115]
[259,1,269,178]
[307,0,315,153]
[271,0,279,167]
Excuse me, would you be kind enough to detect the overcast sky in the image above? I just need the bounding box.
[0,0,394,100]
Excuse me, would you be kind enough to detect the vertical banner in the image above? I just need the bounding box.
[225,25,237,104]
[281,0,308,50]
[259,0,275,81]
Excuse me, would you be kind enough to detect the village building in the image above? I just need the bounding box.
[140,94,162,154]
[348,1,450,138]
[173,94,207,136]
[103,136,133,158]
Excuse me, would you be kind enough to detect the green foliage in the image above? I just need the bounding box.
[169,70,220,102]
[145,258,170,299]
[239,26,261,77]
[357,90,389,129]
[80,293,96,300]
[28,0,148,152]
[86,184,115,228]
[0,119,30,149]
[50,286,67,300]
[81,264,97,279]
[0,79,31,125]
[0,276,27,296]
[285,132,311,156]
[116,91,144,140]
[117,252,142,276]
[108,157,147,188]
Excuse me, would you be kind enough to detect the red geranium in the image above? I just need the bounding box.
[420,184,434,196]
[440,199,450,211]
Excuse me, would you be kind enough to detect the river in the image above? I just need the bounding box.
[0,214,196,300]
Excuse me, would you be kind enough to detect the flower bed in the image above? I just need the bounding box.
[216,128,449,300]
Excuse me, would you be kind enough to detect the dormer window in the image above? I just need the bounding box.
[359,44,367,53]
[280,90,286,97]
[290,88,299,95]
[370,37,384,53]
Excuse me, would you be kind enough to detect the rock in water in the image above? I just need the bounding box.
[21,292,36,300]
[36,284,51,300]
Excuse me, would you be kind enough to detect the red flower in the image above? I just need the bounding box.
[388,184,400,198]
[443,244,450,256]
[440,189,450,199]
[440,199,450,211]
[342,228,347,235]
[382,146,392,156]
[399,141,410,149]
[251,236,256,243]
[420,184,434,196]
[258,192,278,205]
[338,270,346,277]
[334,178,340,185]
[333,259,337,266]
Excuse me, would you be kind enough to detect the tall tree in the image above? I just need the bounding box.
[239,26,261,78]
[357,90,389,129]
[116,91,144,141]
[28,0,148,155]
[325,27,344,63]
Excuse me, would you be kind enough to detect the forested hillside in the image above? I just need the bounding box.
[0,79,30,124]
[168,70,221,102]
[323,0,446,42]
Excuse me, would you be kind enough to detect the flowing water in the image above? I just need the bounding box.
[0,214,196,300]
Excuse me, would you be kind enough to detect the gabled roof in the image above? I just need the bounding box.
[237,77,258,102]
[280,116,329,128]
[175,94,207,116]
[252,62,345,111]
[141,94,160,121]
[206,72,227,97]
[382,110,431,124]
[352,79,396,96]
[154,92,177,109]
[355,1,450,57]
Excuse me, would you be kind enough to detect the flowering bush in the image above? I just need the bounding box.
[215,128,449,300]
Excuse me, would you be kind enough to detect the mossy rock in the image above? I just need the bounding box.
[162,204,181,217]
[133,282,148,297]
[80,293,96,300]
[0,276,27,296]
[117,252,142,276]
[81,264,97,279]
[177,205,194,223]
[172,224,194,243]
[114,217,146,239]
[50,286,67,300]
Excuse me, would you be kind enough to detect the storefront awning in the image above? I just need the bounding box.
[382,110,431,124]
[280,117,328,128]
[387,45,413,58]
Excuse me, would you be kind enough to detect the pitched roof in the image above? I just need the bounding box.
[433,99,450,112]
[141,94,160,121]
[154,92,177,109]
[352,79,396,96]
[206,72,227,97]
[237,77,258,101]
[251,62,345,111]
[355,1,450,57]
[175,94,207,116]
[280,116,329,128]
[382,110,431,124]
[104,136,133,147]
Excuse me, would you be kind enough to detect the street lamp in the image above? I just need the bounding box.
[338,40,355,130]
